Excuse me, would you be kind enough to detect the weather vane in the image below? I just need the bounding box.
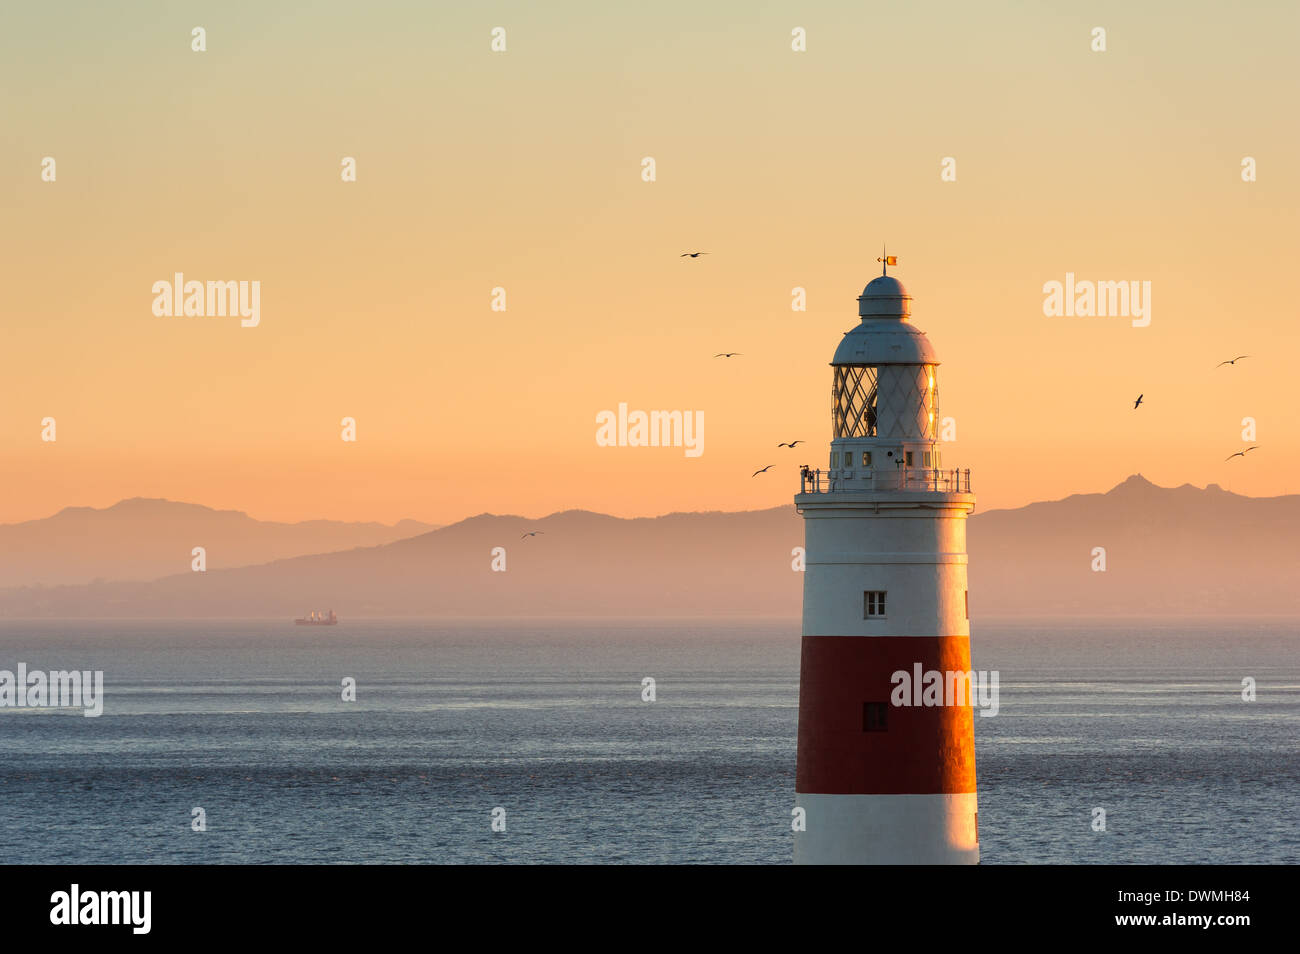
[876,244,897,275]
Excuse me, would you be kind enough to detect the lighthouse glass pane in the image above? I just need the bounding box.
[832,366,878,438]
[876,364,939,439]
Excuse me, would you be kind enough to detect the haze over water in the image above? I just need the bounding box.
[0,618,1294,864]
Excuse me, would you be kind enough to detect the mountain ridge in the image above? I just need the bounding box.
[1,477,1294,619]
[0,498,440,587]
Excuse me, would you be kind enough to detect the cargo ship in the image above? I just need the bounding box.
[294,609,338,625]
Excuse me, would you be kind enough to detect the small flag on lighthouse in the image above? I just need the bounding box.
[878,255,897,266]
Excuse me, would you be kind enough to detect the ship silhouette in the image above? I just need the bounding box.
[294,609,337,625]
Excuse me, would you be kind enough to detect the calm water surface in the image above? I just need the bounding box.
[0,619,1294,864]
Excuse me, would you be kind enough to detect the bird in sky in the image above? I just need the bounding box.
[1225,446,1259,461]
[714,352,742,358]
[1216,355,1250,367]
[681,251,709,258]
[778,440,804,448]
[1133,394,1144,409]
[520,530,544,539]
[752,465,775,477]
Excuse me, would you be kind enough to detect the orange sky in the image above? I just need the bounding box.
[2,1,1298,524]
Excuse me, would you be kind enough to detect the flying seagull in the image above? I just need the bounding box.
[714,352,742,358]
[681,251,709,258]
[520,530,544,539]
[751,465,774,477]
[1216,355,1250,367]
[1133,394,1144,409]
[778,440,804,448]
[1225,446,1259,461]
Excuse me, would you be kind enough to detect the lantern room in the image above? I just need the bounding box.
[817,270,958,492]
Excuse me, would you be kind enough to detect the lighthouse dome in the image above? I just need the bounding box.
[858,275,911,318]
[834,274,937,366]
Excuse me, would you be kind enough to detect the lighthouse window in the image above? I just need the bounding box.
[905,451,914,466]
[861,452,871,467]
[863,590,887,618]
[923,451,931,467]
[831,452,839,467]
[832,365,879,438]
[863,702,888,732]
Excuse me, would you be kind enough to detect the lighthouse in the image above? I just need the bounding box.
[793,260,978,865]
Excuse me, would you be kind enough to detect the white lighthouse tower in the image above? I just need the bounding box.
[793,259,978,865]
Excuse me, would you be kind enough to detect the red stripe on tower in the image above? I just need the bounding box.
[797,635,976,795]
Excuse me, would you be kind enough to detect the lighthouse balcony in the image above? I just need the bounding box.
[799,467,971,495]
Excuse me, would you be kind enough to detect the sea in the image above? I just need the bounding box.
[0,619,1295,865]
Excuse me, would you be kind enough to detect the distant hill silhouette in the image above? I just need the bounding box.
[0,498,437,587]
[971,473,1298,617]
[0,476,1295,618]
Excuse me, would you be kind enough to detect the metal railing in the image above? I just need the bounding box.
[799,467,971,494]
